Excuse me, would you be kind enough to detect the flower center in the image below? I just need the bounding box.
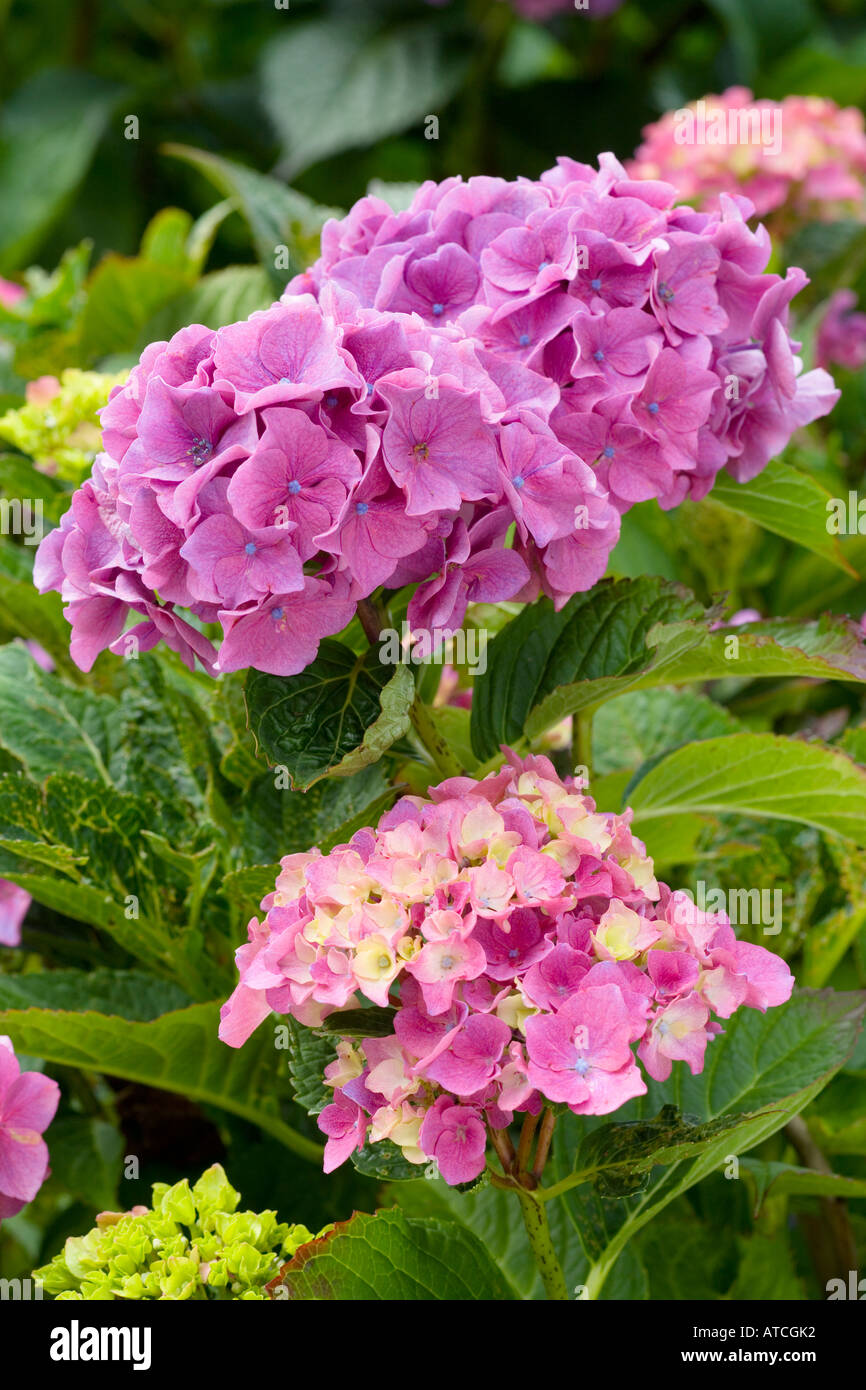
[187,437,213,465]
[325,395,338,407]
[603,445,615,459]
[288,479,302,494]
[513,474,525,490]
[648,401,660,415]
[412,442,430,462]
[593,349,605,362]
[244,542,257,555]
[355,501,369,515]
[518,333,531,347]
[440,955,455,970]
[271,606,284,621]
[573,1057,590,1075]
[590,277,602,291]
[432,303,444,316]
[658,281,675,302]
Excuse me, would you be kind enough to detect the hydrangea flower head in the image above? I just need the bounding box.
[627,88,866,228]
[34,1163,322,1300]
[220,753,794,1187]
[36,152,836,675]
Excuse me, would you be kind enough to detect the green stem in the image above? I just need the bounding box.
[516,1190,569,1301]
[409,694,465,779]
[575,708,594,785]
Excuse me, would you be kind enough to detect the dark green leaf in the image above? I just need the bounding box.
[245,641,414,791]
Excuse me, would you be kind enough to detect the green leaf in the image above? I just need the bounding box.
[628,733,866,846]
[44,1117,124,1212]
[0,969,190,1020]
[78,254,193,363]
[0,998,321,1163]
[0,70,116,271]
[137,266,273,348]
[593,689,742,776]
[317,1007,398,1039]
[349,1141,422,1184]
[545,989,866,1298]
[269,1209,514,1300]
[472,577,702,760]
[739,1158,866,1215]
[575,1105,757,1199]
[262,19,466,177]
[473,579,866,755]
[283,1017,336,1117]
[245,641,414,791]
[0,643,118,784]
[726,1232,805,1301]
[711,458,858,574]
[161,145,337,291]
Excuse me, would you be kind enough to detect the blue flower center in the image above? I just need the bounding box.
[648,401,660,415]
[573,1057,590,1075]
[271,607,284,621]
[432,303,444,316]
[244,542,257,555]
[355,501,369,515]
[593,349,605,362]
[590,277,602,291]
[658,281,675,302]
[365,382,374,396]
[513,475,525,490]
[603,445,615,459]
[288,479,302,494]
[538,260,550,271]
[325,395,338,408]
[187,437,213,465]
[518,333,530,347]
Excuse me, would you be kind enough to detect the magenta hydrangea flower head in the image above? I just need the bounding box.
[627,87,866,229]
[36,150,837,675]
[0,1036,60,1221]
[219,753,794,1187]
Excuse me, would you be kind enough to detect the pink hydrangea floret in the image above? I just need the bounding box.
[0,1036,60,1221]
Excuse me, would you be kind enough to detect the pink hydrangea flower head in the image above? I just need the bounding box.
[628,88,866,230]
[221,755,794,1185]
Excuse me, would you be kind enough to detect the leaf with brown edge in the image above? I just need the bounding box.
[266,1208,515,1301]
